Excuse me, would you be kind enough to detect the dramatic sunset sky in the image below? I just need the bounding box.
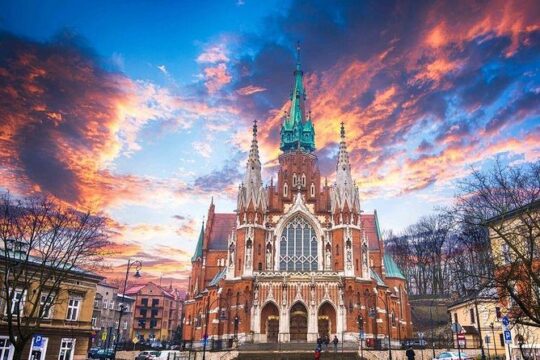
[1,0,539,287]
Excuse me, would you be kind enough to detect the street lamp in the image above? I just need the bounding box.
[113,259,142,360]
[489,322,498,359]
[357,315,365,360]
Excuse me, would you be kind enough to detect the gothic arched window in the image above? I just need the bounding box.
[279,216,318,272]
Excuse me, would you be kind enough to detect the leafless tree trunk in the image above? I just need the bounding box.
[0,193,109,359]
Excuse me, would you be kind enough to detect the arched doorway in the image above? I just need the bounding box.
[260,302,279,343]
[318,302,336,338]
[290,302,308,341]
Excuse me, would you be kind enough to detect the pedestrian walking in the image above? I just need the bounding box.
[332,335,339,352]
[406,346,416,360]
[314,347,321,360]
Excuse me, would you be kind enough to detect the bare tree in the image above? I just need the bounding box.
[454,160,540,328]
[0,193,109,360]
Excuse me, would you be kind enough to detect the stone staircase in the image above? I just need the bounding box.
[235,351,360,360]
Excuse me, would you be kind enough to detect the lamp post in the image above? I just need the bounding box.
[366,289,393,360]
[113,259,142,360]
[357,315,364,360]
[490,323,498,359]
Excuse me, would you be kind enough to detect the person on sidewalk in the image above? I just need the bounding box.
[332,335,339,352]
[406,346,416,360]
[324,335,330,352]
[314,347,321,360]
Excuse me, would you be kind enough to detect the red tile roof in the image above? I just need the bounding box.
[361,214,381,251]
[208,213,236,250]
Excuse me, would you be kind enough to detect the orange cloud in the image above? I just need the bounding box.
[203,63,232,94]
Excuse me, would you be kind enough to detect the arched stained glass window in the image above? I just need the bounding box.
[279,216,318,272]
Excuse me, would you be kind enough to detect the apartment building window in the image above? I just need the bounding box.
[139,308,147,317]
[123,320,128,330]
[40,294,54,319]
[470,308,475,324]
[0,337,14,360]
[66,298,81,321]
[152,299,159,307]
[453,313,458,324]
[151,309,158,317]
[5,289,26,316]
[103,299,108,309]
[499,333,504,346]
[141,298,148,306]
[495,307,502,320]
[58,338,75,360]
[109,301,115,310]
[91,317,97,327]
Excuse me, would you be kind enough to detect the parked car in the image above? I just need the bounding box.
[88,348,100,358]
[402,339,427,349]
[155,351,183,360]
[92,349,115,359]
[135,351,161,360]
[433,352,471,360]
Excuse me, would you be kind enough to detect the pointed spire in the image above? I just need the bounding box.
[295,41,301,71]
[280,42,315,153]
[238,120,267,212]
[337,122,350,171]
[246,119,261,171]
[331,122,361,214]
[191,219,205,262]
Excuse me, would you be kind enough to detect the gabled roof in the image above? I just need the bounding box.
[208,267,227,287]
[207,213,235,251]
[361,214,382,251]
[125,284,146,295]
[383,254,406,280]
[125,282,176,299]
[191,222,205,262]
[370,269,386,287]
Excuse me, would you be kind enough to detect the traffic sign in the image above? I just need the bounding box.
[502,316,510,326]
[359,331,365,340]
[457,333,466,347]
[32,335,43,348]
[132,337,139,344]
[101,332,107,341]
[504,330,512,344]
[451,323,463,333]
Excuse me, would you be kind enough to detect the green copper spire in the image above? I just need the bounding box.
[280,42,316,153]
[191,220,204,262]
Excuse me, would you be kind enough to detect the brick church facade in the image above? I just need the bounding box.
[182,54,413,347]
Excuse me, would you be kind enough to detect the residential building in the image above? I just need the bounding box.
[92,282,118,349]
[448,289,506,355]
[0,254,103,360]
[126,283,182,343]
[486,199,540,360]
[116,294,135,343]
[182,53,412,347]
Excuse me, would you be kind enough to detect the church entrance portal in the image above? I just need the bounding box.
[289,302,308,341]
[317,302,336,338]
[261,302,279,343]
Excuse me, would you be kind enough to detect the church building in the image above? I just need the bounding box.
[182,53,413,347]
